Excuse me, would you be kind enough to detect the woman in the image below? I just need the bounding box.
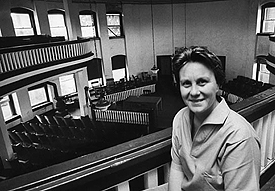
[169,46,260,191]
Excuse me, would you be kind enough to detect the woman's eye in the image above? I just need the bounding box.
[197,80,207,86]
[181,81,191,88]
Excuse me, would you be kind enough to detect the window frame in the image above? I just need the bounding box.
[260,2,275,34]
[1,95,17,121]
[48,9,68,39]
[28,83,51,108]
[79,10,99,38]
[106,12,124,38]
[10,7,37,36]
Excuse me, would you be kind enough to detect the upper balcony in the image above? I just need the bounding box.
[0,35,94,97]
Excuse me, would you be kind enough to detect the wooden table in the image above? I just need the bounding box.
[123,96,162,114]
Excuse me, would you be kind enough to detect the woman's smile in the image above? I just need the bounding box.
[179,61,219,120]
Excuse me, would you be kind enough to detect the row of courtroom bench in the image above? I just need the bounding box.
[7,114,148,171]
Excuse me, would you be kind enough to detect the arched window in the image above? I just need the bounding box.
[10,7,37,36]
[261,2,275,33]
[48,9,68,39]
[111,55,127,81]
[79,10,98,38]
[106,12,123,38]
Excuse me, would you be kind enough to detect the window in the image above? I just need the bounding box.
[48,9,68,39]
[87,58,103,87]
[59,74,77,96]
[79,10,98,38]
[11,7,37,36]
[106,13,123,37]
[111,55,127,81]
[261,3,275,33]
[28,85,50,107]
[1,93,20,121]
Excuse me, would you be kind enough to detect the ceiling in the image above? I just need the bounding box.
[71,0,228,4]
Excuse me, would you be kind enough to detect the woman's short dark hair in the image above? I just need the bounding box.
[172,46,225,87]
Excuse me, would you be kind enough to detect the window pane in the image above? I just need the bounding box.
[29,87,48,106]
[48,14,66,27]
[1,96,13,120]
[265,7,275,20]
[112,68,125,81]
[11,13,32,28]
[107,14,120,25]
[50,27,68,38]
[81,26,96,37]
[79,15,94,26]
[263,21,275,33]
[59,74,77,96]
[108,26,121,37]
[15,28,34,36]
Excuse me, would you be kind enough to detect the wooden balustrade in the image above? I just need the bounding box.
[105,84,156,103]
[0,39,91,74]
[1,88,275,191]
[94,109,149,125]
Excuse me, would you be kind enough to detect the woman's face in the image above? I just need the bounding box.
[179,61,219,119]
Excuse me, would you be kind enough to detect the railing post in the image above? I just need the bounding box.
[144,169,158,189]
[116,181,130,191]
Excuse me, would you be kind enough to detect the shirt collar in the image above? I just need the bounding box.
[201,97,230,126]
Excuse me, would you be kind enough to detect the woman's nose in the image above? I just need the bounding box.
[190,85,200,96]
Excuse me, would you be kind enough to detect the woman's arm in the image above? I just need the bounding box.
[222,137,261,191]
[168,162,185,191]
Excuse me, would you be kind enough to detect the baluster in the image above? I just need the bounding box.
[43,48,48,63]
[144,168,158,189]
[8,53,15,70]
[265,112,275,165]
[34,49,40,65]
[38,48,43,64]
[14,52,21,69]
[261,114,271,167]
[26,50,32,66]
[31,49,37,65]
[22,51,28,67]
[67,44,71,57]
[51,47,56,61]
[47,47,52,62]
[71,44,75,57]
[252,118,263,141]
[269,111,275,161]
[18,52,24,68]
[0,54,7,72]
[0,58,3,73]
[16,51,25,68]
[116,181,130,191]
[252,118,263,168]
[80,43,84,55]
[64,45,67,59]
[3,54,11,71]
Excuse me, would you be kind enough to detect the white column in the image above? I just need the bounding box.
[75,68,90,116]
[17,89,34,122]
[0,104,14,168]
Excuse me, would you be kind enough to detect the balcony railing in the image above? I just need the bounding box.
[1,87,275,191]
[0,39,92,74]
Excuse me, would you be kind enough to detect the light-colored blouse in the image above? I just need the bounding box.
[171,98,261,191]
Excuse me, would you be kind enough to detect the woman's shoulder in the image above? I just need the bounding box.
[173,107,189,122]
[223,109,259,141]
